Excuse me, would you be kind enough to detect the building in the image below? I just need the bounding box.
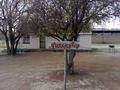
[0,32,92,50]
[18,33,92,50]
[46,33,92,50]
[92,28,120,44]
[18,34,41,49]
[2,28,120,50]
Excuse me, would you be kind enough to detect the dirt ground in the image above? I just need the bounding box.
[0,51,120,90]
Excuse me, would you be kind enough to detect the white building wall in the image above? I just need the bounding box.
[3,32,120,50]
[18,36,40,49]
[46,33,92,50]
[0,40,6,48]
[77,33,92,50]
[1,33,91,50]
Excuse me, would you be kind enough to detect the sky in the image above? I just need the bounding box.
[94,18,120,29]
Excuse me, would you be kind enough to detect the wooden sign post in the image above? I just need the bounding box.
[49,41,80,90]
[64,49,67,90]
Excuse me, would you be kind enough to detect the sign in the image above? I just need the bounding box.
[49,41,80,90]
[48,41,80,90]
[49,41,80,49]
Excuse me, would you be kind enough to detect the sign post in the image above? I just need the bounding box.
[48,41,80,90]
[64,49,67,90]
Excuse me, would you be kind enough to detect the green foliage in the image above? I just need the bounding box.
[81,23,92,33]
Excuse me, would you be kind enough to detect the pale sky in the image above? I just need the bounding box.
[94,18,120,29]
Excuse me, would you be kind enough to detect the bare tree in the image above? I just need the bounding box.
[29,0,120,74]
[0,0,29,55]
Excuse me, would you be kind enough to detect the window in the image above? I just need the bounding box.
[23,35,30,44]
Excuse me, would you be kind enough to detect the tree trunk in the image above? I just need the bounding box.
[11,48,17,55]
[14,35,23,55]
[4,35,10,55]
[9,25,17,55]
[66,32,78,74]
[66,50,76,74]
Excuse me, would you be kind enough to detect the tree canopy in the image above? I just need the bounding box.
[29,0,120,41]
[27,0,120,74]
[0,0,29,55]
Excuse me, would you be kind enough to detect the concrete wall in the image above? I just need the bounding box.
[92,34,120,44]
[46,33,92,50]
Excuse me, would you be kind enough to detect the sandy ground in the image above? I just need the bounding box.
[0,51,120,90]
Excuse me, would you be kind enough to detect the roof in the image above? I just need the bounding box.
[92,30,120,33]
[92,28,120,33]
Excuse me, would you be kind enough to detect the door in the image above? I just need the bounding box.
[39,35,45,48]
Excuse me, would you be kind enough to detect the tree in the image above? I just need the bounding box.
[29,0,120,74]
[0,0,29,55]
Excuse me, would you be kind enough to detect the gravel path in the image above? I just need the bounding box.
[0,51,120,90]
